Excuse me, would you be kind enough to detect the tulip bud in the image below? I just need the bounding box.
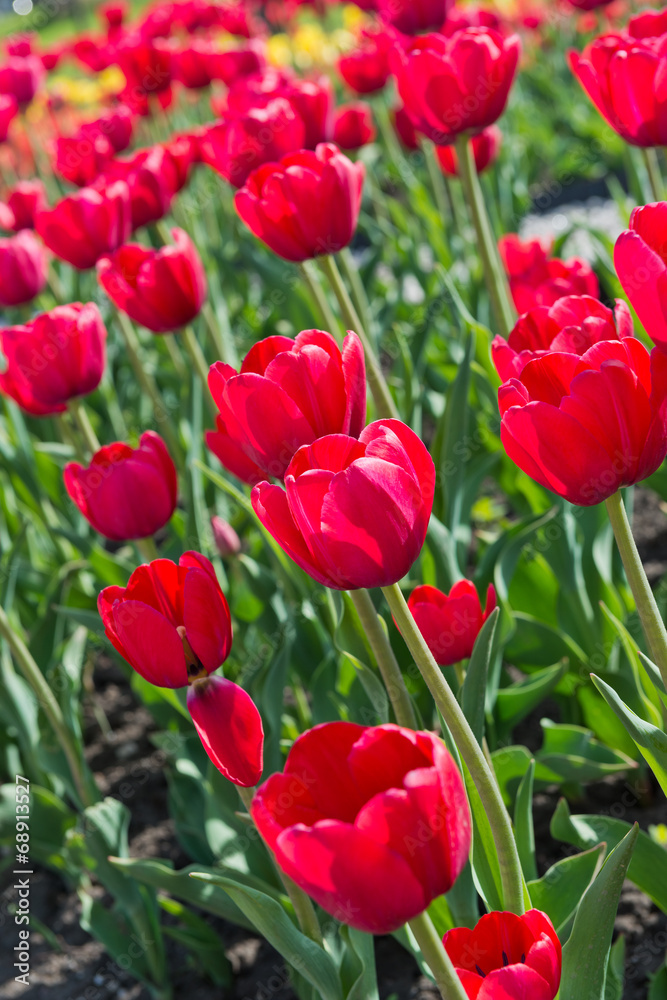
[444,910,561,999]
[408,582,497,666]
[97,228,207,333]
[207,329,366,484]
[64,431,177,540]
[252,722,471,933]
[0,94,18,142]
[211,516,242,557]
[333,103,376,151]
[1,179,47,231]
[499,340,667,506]
[36,181,132,270]
[234,143,365,262]
[0,303,107,416]
[253,419,434,590]
[0,230,46,306]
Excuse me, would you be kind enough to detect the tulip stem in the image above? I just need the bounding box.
[423,141,449,223]
[641,148,664,202]
[0,603,97,809]
[339,248,375,346]
[351,589,417,728]
[319,254,399,420]
[68,397,101,455]
[164,334,188,380]
[455,134,516,338]
[181,325,217,420]
[382,582,526,916]
[408,911,469,1000]
[605,490,667,690]
[115,311,185,468]
[136,536,160,563]
[298,261,342,341]
[202,300,234,366]
[236,786,323,946]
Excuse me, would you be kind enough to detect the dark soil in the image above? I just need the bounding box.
[2,486,667,999]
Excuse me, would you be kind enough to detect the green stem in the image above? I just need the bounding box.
[68,397,101,455]
[606,490,667,689]
[202,300,234,366]
[350,589,417,728]
[424,141,449,222]
[136,536,160,563]
[0,604,96,808]
[339,248,375,346]
[641,147,664,202]
[237,786,323,945]
[455,134,516,338]
[55,413,84,462]
[164,333,188,380]
[318,254,398,420]
[116,311,185,468]
[408,911,469,1000]
[181,325,217,420]
[299,261,342,341]
[382,583,525,915]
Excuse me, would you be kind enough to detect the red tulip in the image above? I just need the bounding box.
[172,39,214,89]
[0,55,44,107]
[437,124,501,177]
[207,40,266,87]
[0,180,46,231]
[0,230,46,307]
[101,1,128,31]
[441,4,504,36]
[378,0,451,33]
[41,45,66,72]
[199,98,305,189]
[161,134,198,189]
[235,143,365,262]
[392,28,521,145]
[566,0,612,8]
[98,553,232,688]
[280,75,334,149]
[36,181,132,270]
[55,133,114,188]
[498,234,599,314]
[72,36,115,74]
[443,910,561,1000]
[251,722,471,933]
[117,37,172,114]
[569,34,667,147]
[492,295,634,381]
[0,93,17,141]
[207,329,366,483]
[6,34,35,58]
[0,303,106,416]
[408,582,497,666]
[253,419,435,589]
[98,553,263,786]
[64,431,177,540]
[338,33,391,95]
[614,201,667,348]
[97,228,207,333]
[102,146,175,231]
[499,340,667,506]
[80,106,135,154]
[627,7,667,39]
[225,66,295,113]
[333,103,376,150]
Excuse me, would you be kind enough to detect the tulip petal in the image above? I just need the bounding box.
[478,965,554,1000]
[183,567,232,674]
[285,720,368,821]
[275,819,427,934]
[111,599,188,687]
[187,676,264,787]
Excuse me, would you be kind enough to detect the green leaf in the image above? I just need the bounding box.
[604,935,625,1000]
[79,893,154,988]
[560,824,638,1000]
[526,845,604,937]
[551,799,667,912]
[0,784,76,869]
[649,964,667,1000]
[158,896,233,987]
[513,759,537,883]
[109,857,255,930]
[592,674,667,797]
[495,663,567,740]
[462,762,504,913]
[339,926,379,1000]
[460,609,499,744]
[190,872,343,1000]
[538,720,636,785]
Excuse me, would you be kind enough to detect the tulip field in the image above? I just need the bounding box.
[4,0,667,997]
